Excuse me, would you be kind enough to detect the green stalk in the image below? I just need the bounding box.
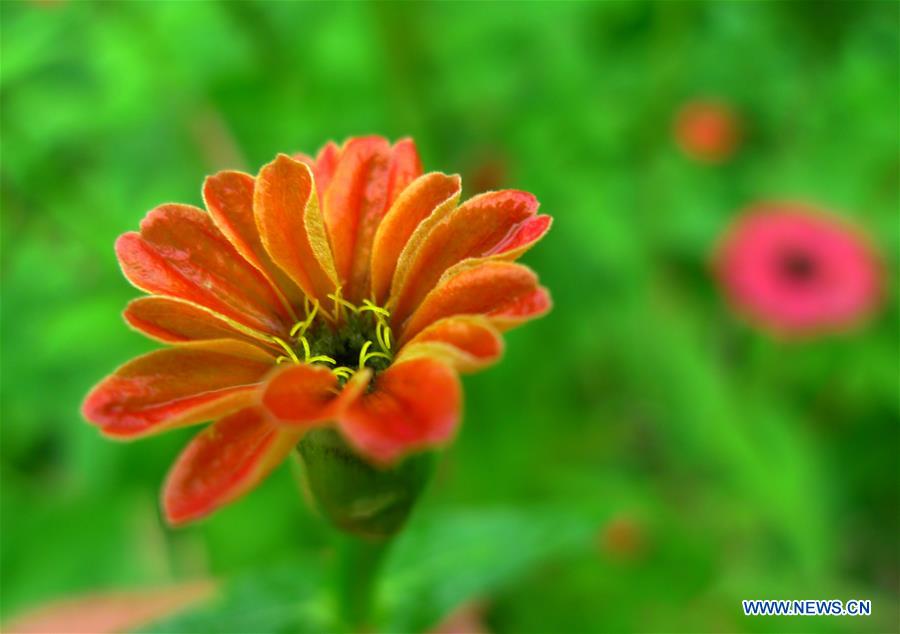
[335,534,390,631]
[296,429,436,630]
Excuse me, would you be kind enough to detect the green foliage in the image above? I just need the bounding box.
[137,558,332,634]
[136,505,599,634]
[1,1,897,633]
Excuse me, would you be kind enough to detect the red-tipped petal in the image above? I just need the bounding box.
[294,141,342,194]
[254,154,339,306]
[82,340,273,438]
[115,205,291,335]
[370,172,462,304]
[203,170,305,310]
[489,285,552,330]
[487,214,552,258]
[398,261,545,344]
[397,315,504,373]
[389,190,546,324]
[314,141,341,193]
[323,136,424,301]
[337,358,460,465]
[385,137,424,204]
[260,364,370,427]
[163,407,300,525]
[323,136,393,300]
[124,297,275,349]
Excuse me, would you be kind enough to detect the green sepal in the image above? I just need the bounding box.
[297,428,435,540]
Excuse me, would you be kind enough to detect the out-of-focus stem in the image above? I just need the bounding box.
[335,534,390,631]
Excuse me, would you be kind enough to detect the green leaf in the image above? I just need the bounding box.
[377,506,601,633]
[135,559,333,634]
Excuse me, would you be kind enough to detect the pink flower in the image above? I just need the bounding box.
[674,100,741,164]
[714,203,883,337]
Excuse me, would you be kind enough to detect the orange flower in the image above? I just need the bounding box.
[83,136,552,525]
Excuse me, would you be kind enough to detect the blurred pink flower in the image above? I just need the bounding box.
[714,203,883,337]
[674,100,741,164]
[2,582,214,634]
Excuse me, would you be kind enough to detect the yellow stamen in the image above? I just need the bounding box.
[358,340,373,369]
[271,336,300,364]
[290,300,320,338]
[332,366,354,380]
[375,321,391,352]
[359,300,390,318]
[327,287,359,322]
[277,297,396,373]
[298,335,312,360]
[358,339,393,368]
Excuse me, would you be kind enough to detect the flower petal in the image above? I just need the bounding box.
[323,136,423,301]
[398,261,547,344]
[116,204,290,335]
[294,140,341,194]
[82,340,273,438]
[396,315,504,373]
[337,358,460,465]
[369,172,462,304]
[254,154,340,306]
[488,285,553,331]
[385,138,424,204]
[162,406,300,525]
[203,170,306,311]
[124,297,276,349]
[389,190,549,324]
[487,213,553,259]
[260,364,370,427]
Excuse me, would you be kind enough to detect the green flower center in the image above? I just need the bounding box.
[270,294,394,383]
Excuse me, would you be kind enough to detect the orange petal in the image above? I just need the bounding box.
[82,340,273,438]
[389,190,548,324]
[386,137,424,204]
[397,315,504,373]
[203,170,306,311]
[162,406,301,525]
[254,154,339,306]
[398,261,547,344]
[124,297,276,349]
[489,285,552,331]
[314,140,341,193]
[337,358,460,465]
[260,364,370,427]
[323,136,423,301]
[294,141,341,194]
[370,172,462,304]
[323,136,393,299]
[487,214,553,259]
[116,204,290,335]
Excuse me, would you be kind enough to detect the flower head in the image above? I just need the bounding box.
[714,202,882,337]
[674,100,741,164]
[83,136,552,525]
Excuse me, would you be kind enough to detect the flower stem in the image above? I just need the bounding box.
[335,534,390,631]
[296,429,436,630]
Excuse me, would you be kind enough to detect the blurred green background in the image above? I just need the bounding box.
[1,1,897,633]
